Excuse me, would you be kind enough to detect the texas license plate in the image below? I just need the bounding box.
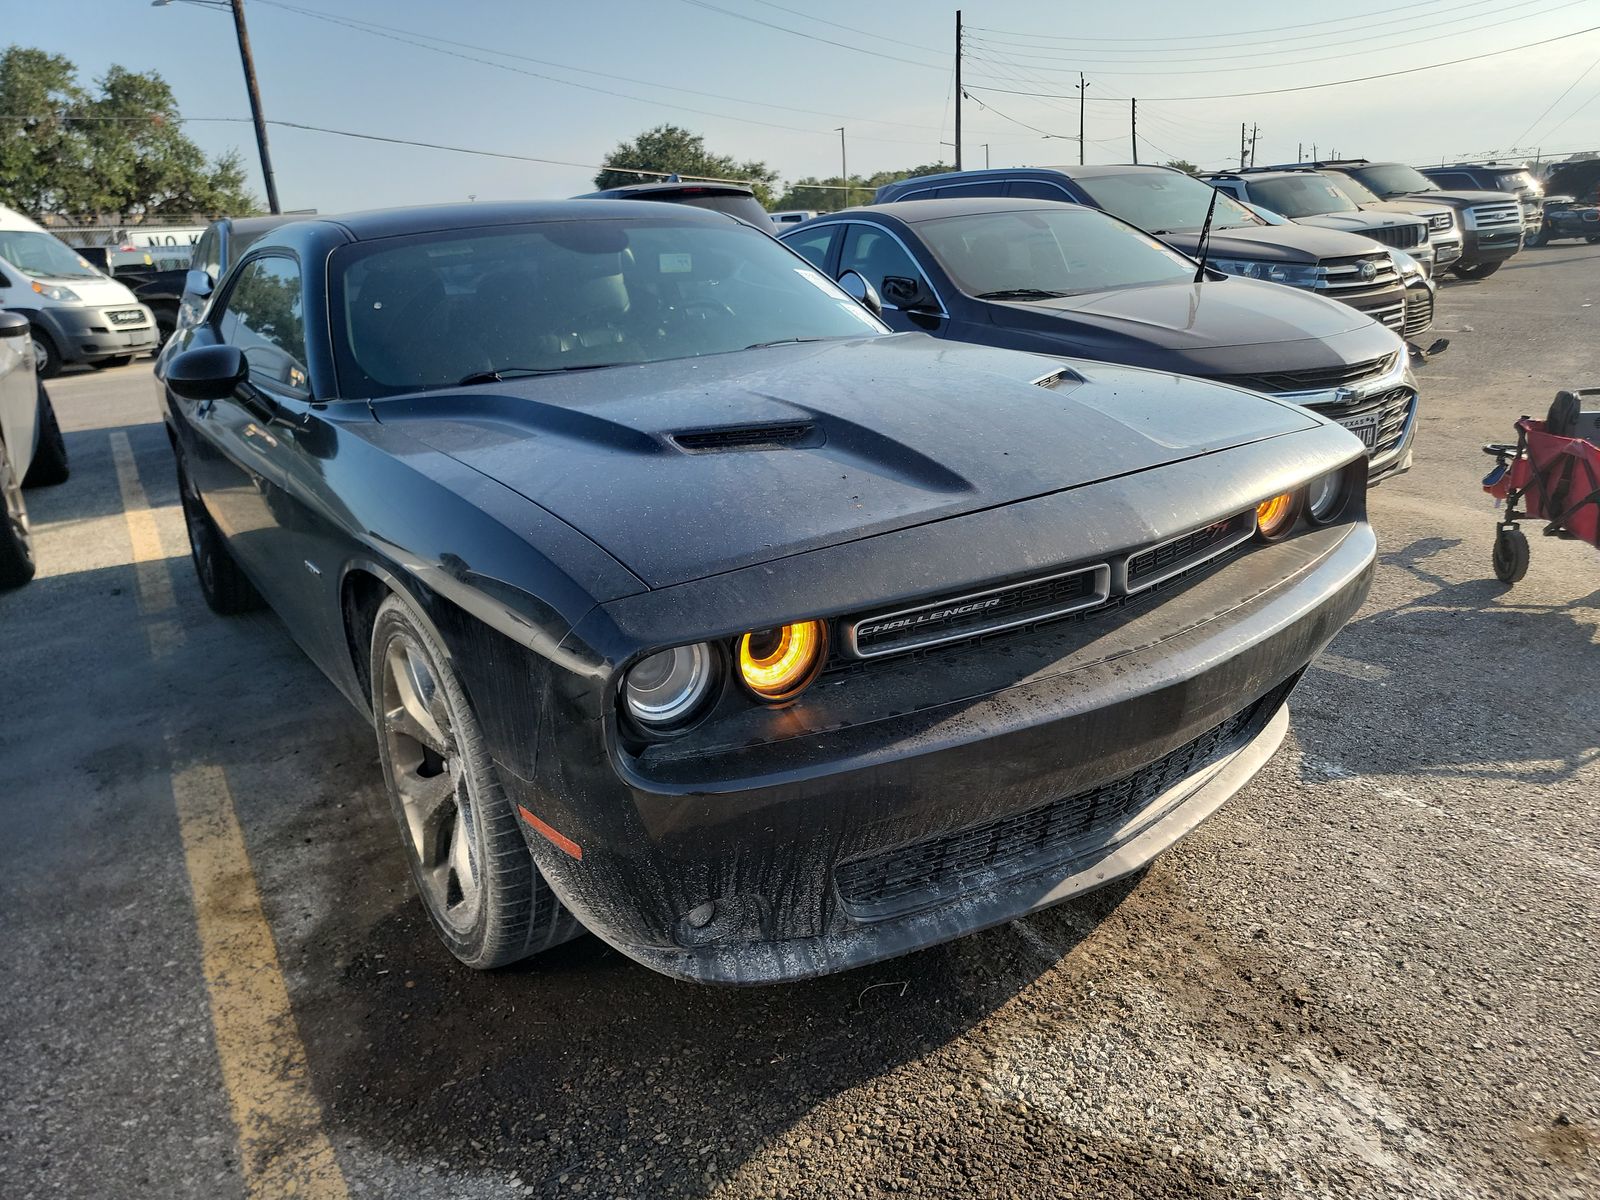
[1339,411,1380,449]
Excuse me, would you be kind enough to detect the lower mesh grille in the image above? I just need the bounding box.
[834,677,1298,920]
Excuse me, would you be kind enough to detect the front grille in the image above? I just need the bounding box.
[845,565,1109,658]
[833,676,1299,920]
[106,309,147,326]
[1426,211,1455,234]
[1218,352,1396,394]
[1126,511,1255,591]
[1305,385,1415,460]
[1315,253,1399,295]
[1403,287,1434,337]
[1467,202,1522,231]
[1362,224,1423,250]
[1367,298,1405,331]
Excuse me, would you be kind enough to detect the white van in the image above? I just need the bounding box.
[0,205,158,377]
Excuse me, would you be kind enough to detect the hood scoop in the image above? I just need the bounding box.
[671,422,820,453]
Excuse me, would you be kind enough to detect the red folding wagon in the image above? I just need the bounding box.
[1482,389,1600,584]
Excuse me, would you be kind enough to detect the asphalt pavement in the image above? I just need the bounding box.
[2,244,1597,1200]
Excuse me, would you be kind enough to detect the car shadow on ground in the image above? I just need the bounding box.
[1291,534,1599,787]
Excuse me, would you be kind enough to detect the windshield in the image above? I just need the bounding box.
[917,207,1195,298]
[1348,164,1437,197]
[332,217,885,396]
[1326,174,1381,206]
[1249,176,1359,218]
[1069,171,1263,234]
[0,230,102,280]
[1496,171,1539,194]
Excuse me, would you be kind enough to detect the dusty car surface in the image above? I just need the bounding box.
[156,200,1376,983]
[783,199,1420,483]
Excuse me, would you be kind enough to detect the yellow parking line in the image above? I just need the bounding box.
[170,762,351,1200]
[110,429,350,1199]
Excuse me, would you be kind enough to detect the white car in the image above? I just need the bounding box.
[0,309,70,588]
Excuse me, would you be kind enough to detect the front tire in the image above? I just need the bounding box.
[370,594,580,969]
[30,329,61,379]
[22,383,69,488]
[0,438,36,589]
[1525,227,1547,248]
[1493,527,1530,584]
[177,457,261,614]
[1451,260,1503,280]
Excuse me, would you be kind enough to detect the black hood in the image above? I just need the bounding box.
[983,277,1401,377]
[1391,188,1519,208]
[372,335,1318,587]
[1161,221,1387,263]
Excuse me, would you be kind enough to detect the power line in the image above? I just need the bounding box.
[743,0,944,54]
[668,0,946,70]
[1512,54,1600,145]
[964,24,1600,101]
[964,0,1464,44]
[960,0,1595,76]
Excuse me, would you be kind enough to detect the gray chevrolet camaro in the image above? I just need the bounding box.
[156,200,1375,983]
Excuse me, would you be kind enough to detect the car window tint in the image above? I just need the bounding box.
[1070,171,1262,233]
[331,218,887,397]
[218,256,309,394]
[1248,176,1359,217]
[783,224,837,270]
[838,225,924,299]
[1008,181,1071,201]
[1430,173,1473,189]
[917,206,1194,298]
[194,228,221,282]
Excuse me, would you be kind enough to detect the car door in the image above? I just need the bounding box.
[180,253,306,605]
[835,223,947,336]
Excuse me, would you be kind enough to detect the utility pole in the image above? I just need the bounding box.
[835,127,847,206]
[1239,123,1247,171]
[1298,141,1303,162]
[982,143,990,169]
[1130,98,1138,164]
[1076,73,1089,165]
[954,10,963,171]
[1249,123,1260,168]
[1312,142,1318,161]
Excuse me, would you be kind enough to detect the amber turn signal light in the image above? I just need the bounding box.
[1255,491,1300,541]
[737,620,827,701]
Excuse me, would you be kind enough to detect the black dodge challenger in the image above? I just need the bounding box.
[155,200,1375,983]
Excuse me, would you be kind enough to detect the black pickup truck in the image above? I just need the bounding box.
[115,268,188,350]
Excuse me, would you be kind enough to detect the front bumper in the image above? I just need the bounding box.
[507,517,1375,983]
[1460,228,1523,265]
[36,304,158,363]
[1431,238,1463,267]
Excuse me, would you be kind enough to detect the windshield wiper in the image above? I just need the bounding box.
[976,288,1067,301]
[456,364,614,386]
[743,337,828,350]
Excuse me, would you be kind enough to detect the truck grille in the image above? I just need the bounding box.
[1362,224,1423,250]
[1426,211,1455,234]
[833,676,1299,920]
[106,309,148,326]
[1367,298,1405,331]
[1315,253,1399,298]
[1466,202,1522,231]
[1217,352,1396,394]
[1403,287,1434,337]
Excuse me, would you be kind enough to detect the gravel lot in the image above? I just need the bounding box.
[2,244,1597,1200]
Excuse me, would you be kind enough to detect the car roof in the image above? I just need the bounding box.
[304,199,738,242]
[821,197,1095,223]
[885,164,1175,190]
[579,182,757,199]
[1206,170,1313,184]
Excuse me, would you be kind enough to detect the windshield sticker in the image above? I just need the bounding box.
[659,252,692,274]
[794,267,839,293]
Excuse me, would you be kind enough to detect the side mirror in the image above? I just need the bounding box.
[166,345,248,401]
[836,269,883,318]
[184,267,214,299]
[881,274,937,313]
[0,311,30,339]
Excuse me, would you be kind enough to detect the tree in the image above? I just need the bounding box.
[1163,159,1201,176]
[594,124,778,206]
[0,45,259,220]
[774,162,953,213]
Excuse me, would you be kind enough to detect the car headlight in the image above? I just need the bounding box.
[1305,468,1352,525]
[1255,491,1301,541]
[1390,250,1425,283]
[623,642,717,728]
[31,281,81,302]
[737,620,827,701]
[1208,258,1320,287]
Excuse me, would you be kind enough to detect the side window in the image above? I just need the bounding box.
[1008,180,1072,201]
[1209,181,1245,200]
[217,256,309,395]
[194,228,221,283]
[838,225,928,305]
[783,224,838,271]
[1430,173,1473,189]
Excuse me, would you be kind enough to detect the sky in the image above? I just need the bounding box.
[8,0,1600,214]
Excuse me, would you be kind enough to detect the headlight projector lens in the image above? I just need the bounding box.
[737,620,827,701]
[1255,491,1301,541]
[624,643,715,727]
[1305,468,1350,524]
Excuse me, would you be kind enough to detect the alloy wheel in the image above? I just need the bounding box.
[379,633,482,933]
[1,449,32,569]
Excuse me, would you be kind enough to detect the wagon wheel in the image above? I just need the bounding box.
[1492,526,1530,584]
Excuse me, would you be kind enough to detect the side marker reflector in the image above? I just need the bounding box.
[517,805,583,860]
